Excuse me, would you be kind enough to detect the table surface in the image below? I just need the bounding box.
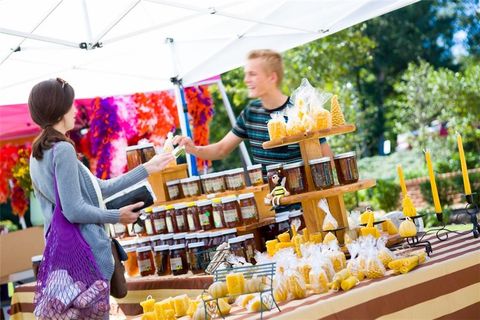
[10,231,480,320]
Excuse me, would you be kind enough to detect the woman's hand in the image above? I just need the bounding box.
[143,152,175,174]
[119,202,143,224]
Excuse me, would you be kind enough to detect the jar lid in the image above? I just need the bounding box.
[169,244,186,250]
[144,207,153,214]
[241,233,254,240]
[165,205,175,210]
[154,245,170,252]
[174,203,187,210]
[283,161,304,170]
[196,199,212,207]
[210,172,225,178]
[136,237,151,244]
[181,176,200,183]
[238,192,255,200]
[188,241,205,249]
[173,232,188,239]
[196,233,210,239]
[200,173,213,180]
[149,234,163,241]
[334,151,356,159]
[152,205,166,213]
[209,231,223,238]
[221,195,238,204]
[138,142,154,149]
[288,210,303,218]
[228,237,244,244]
[31,255,43,262]
[224,228,237,234]
[212,198,222,204]
[136,246,151,253]
[124,247,136,253]
[309,157,331,165]
[228,168,244,175]
[247,164,262,171]
[275,215,290,223]
[266,163,282,171]
[166,179,181,186]
[160,233,174,240]
[185,233,198,239]
[187,202,197,207]
[120,239,137,246]
[126,144,142,151]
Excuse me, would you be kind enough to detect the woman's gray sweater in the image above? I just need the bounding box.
[30,141,148,279]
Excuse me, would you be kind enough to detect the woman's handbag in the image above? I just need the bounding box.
[110,238,128,298]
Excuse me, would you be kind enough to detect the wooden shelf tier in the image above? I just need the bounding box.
[277,179,376,205]
[236,217,275,233]
[262,124,356,149]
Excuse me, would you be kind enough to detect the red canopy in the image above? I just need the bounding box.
[0,104,40,141]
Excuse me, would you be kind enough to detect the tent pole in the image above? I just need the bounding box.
[217,79,252,167]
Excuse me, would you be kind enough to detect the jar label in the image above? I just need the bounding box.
[168,185,179,198]
[154,219,166,232]
[176,215,185,228]
[170,257,183,270]
[246,246,254,260]
[213,210,224,228]
[138,259,153,273]
[113,223,126,234]
[250,172,263,184]
[241,206,256,219]
[224,209,238,223]
[166,216,174,233]
[200,212,211,226]
[187,214,196,231]
[144,219,154,235]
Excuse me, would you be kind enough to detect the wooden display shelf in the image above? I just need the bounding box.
[277,179,376,205]
[262,124,356,149]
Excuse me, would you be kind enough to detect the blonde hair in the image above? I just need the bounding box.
[247,49,284,86]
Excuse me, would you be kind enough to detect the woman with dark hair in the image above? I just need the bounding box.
[28,78,174,283]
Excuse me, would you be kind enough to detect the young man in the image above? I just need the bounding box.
[173,49,332,168]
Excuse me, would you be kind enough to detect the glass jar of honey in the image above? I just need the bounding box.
[283,161,308,194]
[136,246,155,277]
[151,206,167,235]
[221,196,242,228]
[309,157,334,190]
[186,202,201,232]
[169,244,188,276]
[153,245,170,276]
[238,193,259,225]
[173,232,188,245]
[173,203,188,233]
[211,172,226,193]
[247,164,264,186]
[126,145,142,171]
[241,233,256,263]
[212,198,226,229]
[225,168,246,191]
[181,176,202,197]
[124,247,140,277]
[196,199,215,231]
[187,241,205,274]
[334,152,359,185]
[165,205,176,233]
[160,233,174,246]
[166,180,183,201]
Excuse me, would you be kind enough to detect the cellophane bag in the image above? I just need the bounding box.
[319,199,338,231]
[267,112,287,141]
[34,170,109,319]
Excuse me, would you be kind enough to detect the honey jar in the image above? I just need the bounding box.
[221,196,243,228]
[166,180,183,201]
[173,203,188,233]
[153,245,170,276]
[186,202,201,232]
[180,176,202,197]
[283,161,308,194]
[247,164,264,186]
[238,193,259,225]
[334,152,359,185]
[151,206,167,235]
[196,199,215,231]
[187,241,206,274]
[309,157,334,190]
[169,244,188,276]
[136,246,155,277]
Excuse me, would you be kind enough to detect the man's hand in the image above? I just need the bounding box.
[172,135,197,154]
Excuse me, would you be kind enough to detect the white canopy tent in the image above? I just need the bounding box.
[0,0,418,174]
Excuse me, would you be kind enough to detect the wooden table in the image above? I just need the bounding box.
[10,232,479,320]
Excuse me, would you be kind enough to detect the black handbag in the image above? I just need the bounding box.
[110,238,128,299]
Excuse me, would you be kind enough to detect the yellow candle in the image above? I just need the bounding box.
[397,164,407,197]
[425,150,442,213]
[456,133,472,195]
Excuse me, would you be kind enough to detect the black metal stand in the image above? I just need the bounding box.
[465,193,480,238]
[320,227,345,239]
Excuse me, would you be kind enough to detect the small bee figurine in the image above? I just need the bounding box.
[265,172,290,207]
